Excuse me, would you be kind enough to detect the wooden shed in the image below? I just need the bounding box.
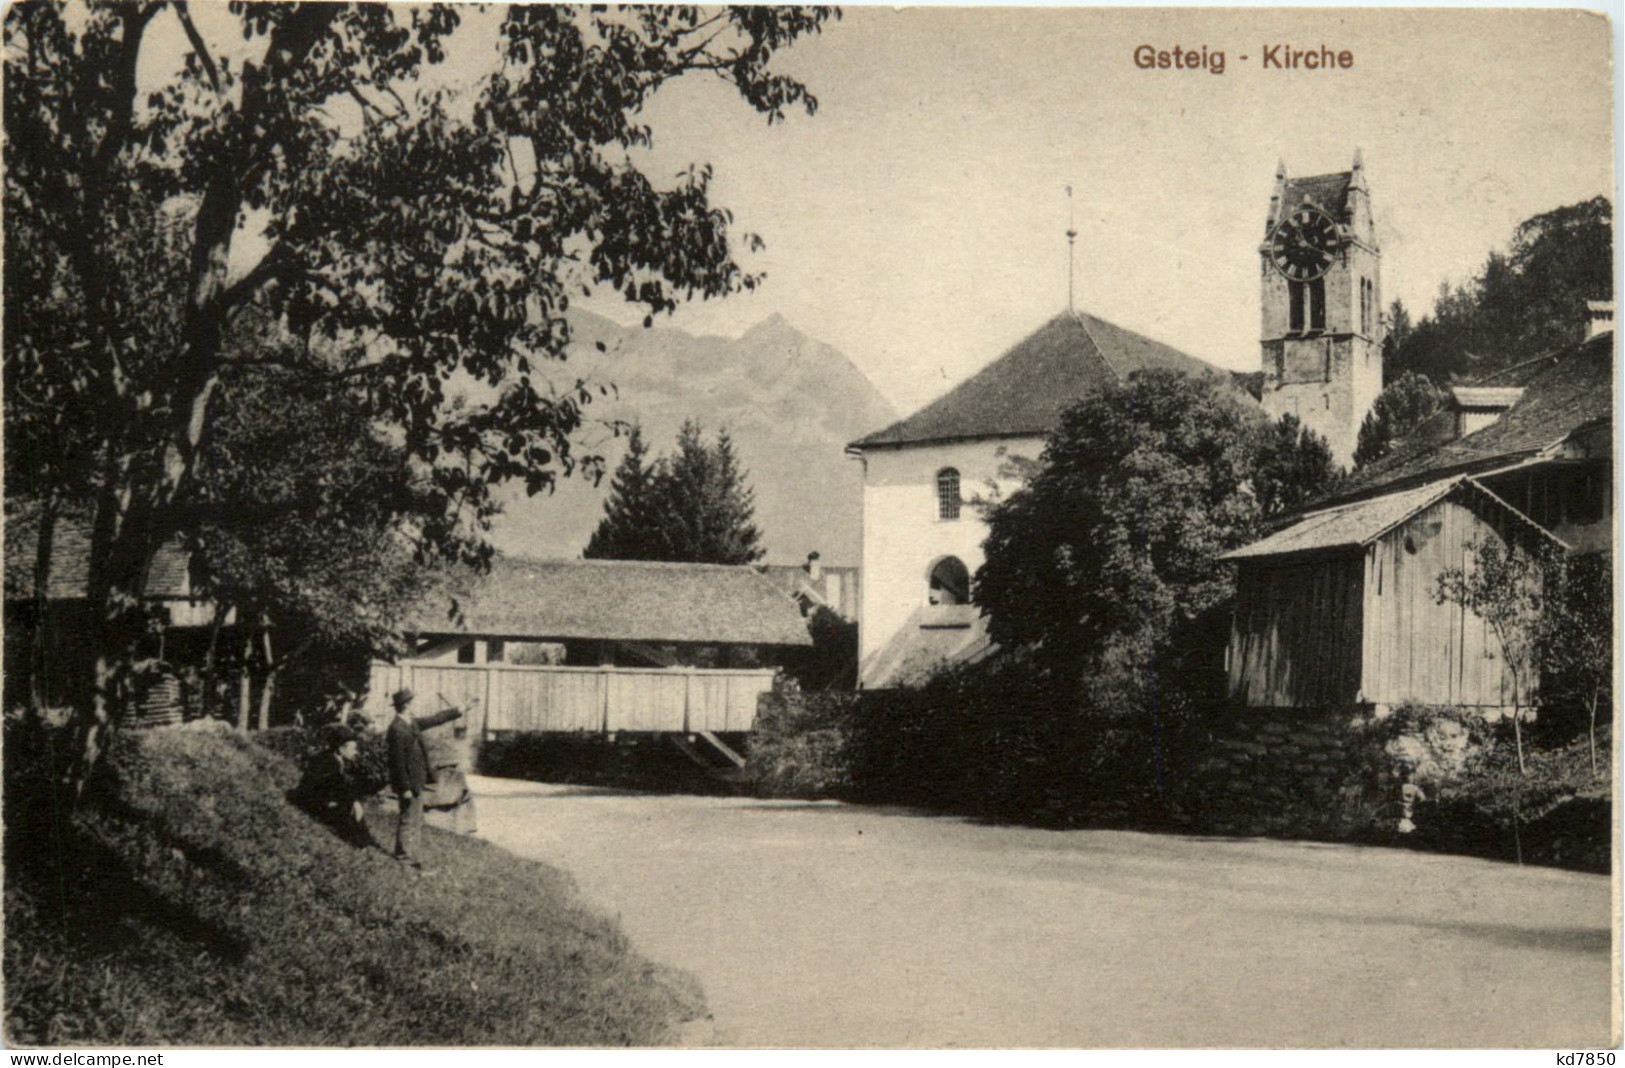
[1221,476,1564,713]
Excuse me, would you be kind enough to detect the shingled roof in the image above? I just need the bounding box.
[1283,171,1353,217]
[849,311,1224,449]
[4,511,192,601]
[1222,475,1565,561]
[1325,330,1614,507]
[408,556,812,648]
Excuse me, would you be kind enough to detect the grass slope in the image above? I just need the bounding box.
[4,722,704,1046]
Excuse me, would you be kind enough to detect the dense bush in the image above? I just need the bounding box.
[747,692,858,798]
[1425,726,1612,872]
[4,717,704,1046]
[845,660,1204,827]
[752,675,1611,871]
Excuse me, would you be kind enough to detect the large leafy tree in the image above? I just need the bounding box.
[975,374,1341,696]
[4,3,833,774]
[974,371,1265,696]
[190,357,443,729]
[1352,370,1444,470]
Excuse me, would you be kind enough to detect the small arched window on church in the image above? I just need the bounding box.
[1289,282,1305,333]
[928,556,970,606]
[936,467,961,521]
[1308,277,1326,332]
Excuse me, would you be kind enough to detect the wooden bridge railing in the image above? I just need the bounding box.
[365,661,775,735]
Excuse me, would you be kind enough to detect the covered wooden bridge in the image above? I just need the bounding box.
[366,555,813,768]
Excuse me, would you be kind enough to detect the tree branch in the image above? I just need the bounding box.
[89,3,161,180]
[172,2,223,96]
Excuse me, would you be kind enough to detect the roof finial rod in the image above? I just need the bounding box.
[1065,184,1078,315]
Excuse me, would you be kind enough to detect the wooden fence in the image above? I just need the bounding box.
[364,661,775,734]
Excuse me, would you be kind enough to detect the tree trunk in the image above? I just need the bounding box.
[72,478,163,798]
[1587,691,1599,778]
[257,630,276,731]
[1511,703,1526,775]
[1511,784,1524,866]
[237,632,254,732]
[203,602,229,718]
[29,500,58,711]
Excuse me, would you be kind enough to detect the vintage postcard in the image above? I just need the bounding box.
[2,1,1616,1053]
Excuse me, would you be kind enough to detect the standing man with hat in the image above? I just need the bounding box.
[386,688,436,869]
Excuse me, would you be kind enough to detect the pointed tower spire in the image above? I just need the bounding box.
[1266,159,1288,235]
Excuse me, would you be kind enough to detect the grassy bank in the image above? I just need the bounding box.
[4,720,704,1046]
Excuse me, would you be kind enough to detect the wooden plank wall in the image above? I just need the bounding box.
[1227,553,1363,707]
[1361,497,1529,709]
[364,662,777,734]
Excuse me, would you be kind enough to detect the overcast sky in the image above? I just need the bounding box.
[599,6,1613,414]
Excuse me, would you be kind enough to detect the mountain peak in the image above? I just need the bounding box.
[743,312,799,339]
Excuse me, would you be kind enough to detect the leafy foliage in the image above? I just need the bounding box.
[786,605,859,691]
[747,690,858,798]
[1434,536,1558,773]
[1352,371,1444,469]
[192,365,440,657]
[1535,551,1613,773]
[4,2,834,737]
[975,371,1292,696]
[584,420,764,565]
[1384,198,1612,383]
[1253,413,1340,514]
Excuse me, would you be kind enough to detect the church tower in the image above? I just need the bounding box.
[1259,151,1383,468]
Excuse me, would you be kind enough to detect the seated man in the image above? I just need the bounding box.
[295,725,372,848]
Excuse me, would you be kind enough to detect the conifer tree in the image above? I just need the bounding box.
[708,429,765,565]
[584,427,667,561]
[584,422,764,565]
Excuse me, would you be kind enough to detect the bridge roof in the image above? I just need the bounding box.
[407,556,812,648]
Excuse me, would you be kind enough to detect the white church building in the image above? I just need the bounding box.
[846,153,1383,688]
[845,310,1230,688]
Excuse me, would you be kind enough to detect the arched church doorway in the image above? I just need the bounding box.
[927,556,970,606]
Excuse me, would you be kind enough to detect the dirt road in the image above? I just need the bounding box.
[469,776,1615,1048]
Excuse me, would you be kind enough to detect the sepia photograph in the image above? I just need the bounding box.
[1,0,1618,1052]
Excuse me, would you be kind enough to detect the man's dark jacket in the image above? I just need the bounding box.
[386,708,461,795]
[387,715,434,795]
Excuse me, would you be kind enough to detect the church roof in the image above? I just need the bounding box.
[1283,171,1353,217]
[849,311,1223,449]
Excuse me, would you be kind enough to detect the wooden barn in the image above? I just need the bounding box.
[1221,475,1564,713]
[4,509,229,725]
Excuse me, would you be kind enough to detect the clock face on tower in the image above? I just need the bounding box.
[1269,205,1341,281]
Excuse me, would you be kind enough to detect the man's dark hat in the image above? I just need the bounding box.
[391,688,414,710]
[325,724,359,748]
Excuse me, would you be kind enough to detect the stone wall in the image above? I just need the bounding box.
[1185,703,1497,840]
[1185,705,1385,838]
